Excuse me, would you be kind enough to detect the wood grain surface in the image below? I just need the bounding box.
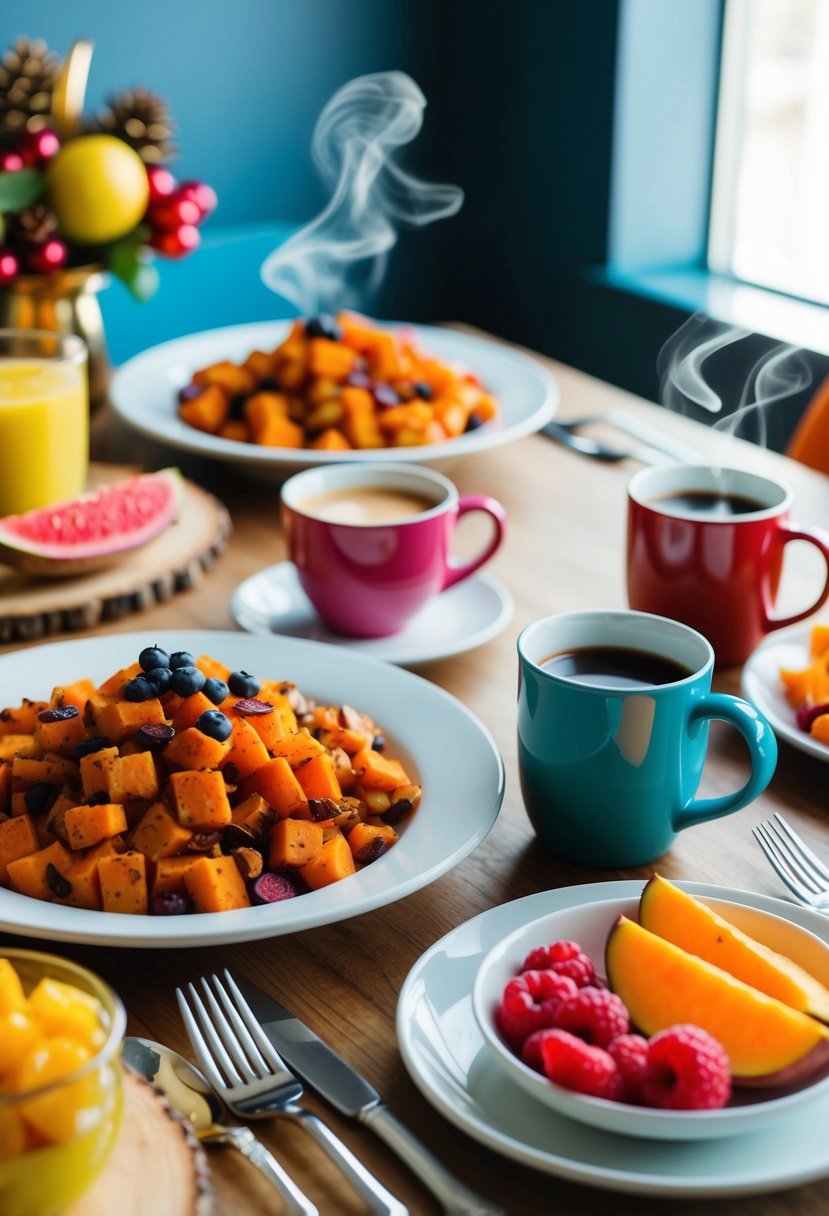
[4,330,829,1216]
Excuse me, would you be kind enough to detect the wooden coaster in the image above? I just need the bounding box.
[0,464,231,642]
[68,1065,214,1216]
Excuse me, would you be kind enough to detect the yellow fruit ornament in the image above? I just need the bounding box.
[47,135,149,244]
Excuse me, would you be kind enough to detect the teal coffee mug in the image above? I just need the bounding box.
[517,610,778,867]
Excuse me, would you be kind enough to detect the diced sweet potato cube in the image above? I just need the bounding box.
[195,655,232,682]
[810,624,829,659]
[80,747,119,799]
[242,349,274,379]
[130,802,194,860]
[164,727,230,772]
[219,420,250,443]
[105,751,160,802]
[309,428,351,451]
[33,711,88,757]
[179,384,229,434]
[230,793,274,835]
[0,700,47,736]
[269,819,323,869]
[350,745,411,792]
[64,803,128,850]
[252,413,304,449]
[98,850,148,914]
[11,754,78,791]
[810,714,829,744]
[7,840,72,901]
[50,679,96,712]
[0,764,10,815]
[192,360,256,395]
[244,390,290,435]
[98,663,143,697]
[170,770,232,829]
[221,719,269,780]
[152,854,202,897]
[299,833,356,890]
[0,814,40,884]
[308,337,357,380]
[347,822,398,865]
[96,698,165,745]
[56,839,122,910]
[184,855,252,912]
[0,735,37,761]
[171,691,216,733]
[270,731,325,769]
[239,757,309,819]
[294,753,342,802]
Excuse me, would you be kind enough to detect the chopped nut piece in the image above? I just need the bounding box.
[232,847,263,881]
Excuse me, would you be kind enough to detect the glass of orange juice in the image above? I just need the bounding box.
[0,329,89,518]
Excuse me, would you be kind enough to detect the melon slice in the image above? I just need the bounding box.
[606,916,829,1084]
[0,468,182,576]
[639,874,829,1023]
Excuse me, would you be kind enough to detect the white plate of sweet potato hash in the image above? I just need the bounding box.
[0,630,503,947]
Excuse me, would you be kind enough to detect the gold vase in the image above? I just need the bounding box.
[0,265,110,416]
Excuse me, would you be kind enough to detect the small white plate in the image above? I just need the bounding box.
[742,622,829,760]
[472,895,829,1141]
[0,630,504,948]
[230,562,514,666]
[109,321,558,478]
[397,880,829,1198]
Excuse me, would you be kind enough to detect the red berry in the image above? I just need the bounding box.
[179,179,217,218]
[150,224,201,258]
[496,969,577,1051]
[0,150,23,173]
[553,986,630,1048]
[0,248,19,283]
[641,1025,731,1111]
[607,1033,649,1103]
[25,238,67,274]
[539,1029,622,1100]
[148,194,202,231]
[522,940,596,987]
[16,127,60,166]
[146,164,177,204]
[796,702,829,733]
[521,1028,553,1072]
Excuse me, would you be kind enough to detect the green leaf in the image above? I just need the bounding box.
[0,168,45,212]
[105,231,159,302]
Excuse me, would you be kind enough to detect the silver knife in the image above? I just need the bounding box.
[236,977,505,1216]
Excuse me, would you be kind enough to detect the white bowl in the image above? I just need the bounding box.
[472,894,829,1140]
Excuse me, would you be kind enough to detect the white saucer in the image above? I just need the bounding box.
[742,620,829,761]
[230,562,514,666]
[396,879,829,1198]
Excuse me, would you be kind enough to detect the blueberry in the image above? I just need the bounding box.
[228,393,247,420]
[195,709,232,742]
[24,783,58,817]
[169,665,205,697]
[139,723,175,751]
[412,381,433,400]
[138,645,170,672]
[305,314,343,342]
[124,676,158,702]
[203,677,229,705]
[145,666,172,695]
[371,734,386,751]
[372,384,400,409]
[258,375,280,392]
[74,736,111,759]
[169,650,196,670]
[151,892,191,916]
[464,412,485,432]
[228,670,260,698]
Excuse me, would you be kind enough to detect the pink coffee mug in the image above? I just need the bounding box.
[281,463,507,637]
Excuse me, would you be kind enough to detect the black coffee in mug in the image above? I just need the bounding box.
[653,490,764,518]
[539,645,692,689]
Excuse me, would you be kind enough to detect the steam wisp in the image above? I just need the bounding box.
[261,71,463,314]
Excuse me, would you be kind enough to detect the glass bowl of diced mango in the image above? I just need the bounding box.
[0,949,125,1216]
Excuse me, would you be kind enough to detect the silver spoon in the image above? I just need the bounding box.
[123,1035,318,1216]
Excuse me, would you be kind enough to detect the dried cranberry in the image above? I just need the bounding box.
[233,697,274,717]
[151,892,191,915]
[796,703,829,733]
[178,383,204,404]
[345,370,372,389]
[139,723,175,750]
[373,384,400,409]
[250,872,303,904]
[37,705,80,724]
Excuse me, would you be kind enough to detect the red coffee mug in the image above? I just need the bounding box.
[627,464,829,666]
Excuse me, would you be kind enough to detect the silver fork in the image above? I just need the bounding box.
[177,971,408,1216]
[753,813,829,911]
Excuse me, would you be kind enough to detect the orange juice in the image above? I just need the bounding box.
[0,353,88,517]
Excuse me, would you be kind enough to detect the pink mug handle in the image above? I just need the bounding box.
[442,495,507,590]
[762,523,829,631]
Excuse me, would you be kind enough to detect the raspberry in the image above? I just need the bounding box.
[496,970,578,1050]
[641,1025,731,1110]
[521,1027,553,1072]
[608,1033,649,1103]
[522,940,596,988]
[539,1029,622,1100]
[552,986,630,1048]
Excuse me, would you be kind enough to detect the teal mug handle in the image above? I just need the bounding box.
[673,693,778,831]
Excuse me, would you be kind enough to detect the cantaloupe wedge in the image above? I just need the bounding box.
[639,874,829,1024]
[606,916,829,1085]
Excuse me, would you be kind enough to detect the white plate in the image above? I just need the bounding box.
[472,894,829,1141]
[230,561,514,666]
[109,321,559,477]
[742,622,829,760]
[0,630,504,948]
[397,880,829,1198]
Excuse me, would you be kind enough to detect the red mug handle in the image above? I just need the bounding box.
[762,523,829,631]
[442,495,507,590]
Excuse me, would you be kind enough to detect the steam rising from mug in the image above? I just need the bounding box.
[261,72,464,314]
[658,313,812,446]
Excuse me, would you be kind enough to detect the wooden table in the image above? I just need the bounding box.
[4,332,829,1216]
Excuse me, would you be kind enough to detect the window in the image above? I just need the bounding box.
[710,0,829,307]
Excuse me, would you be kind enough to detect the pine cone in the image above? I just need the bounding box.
[94,86,176,164]
[13,202,58,245]
[0,36,61,134]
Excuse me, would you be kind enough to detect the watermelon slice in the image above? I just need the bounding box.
[0,468,183,577]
